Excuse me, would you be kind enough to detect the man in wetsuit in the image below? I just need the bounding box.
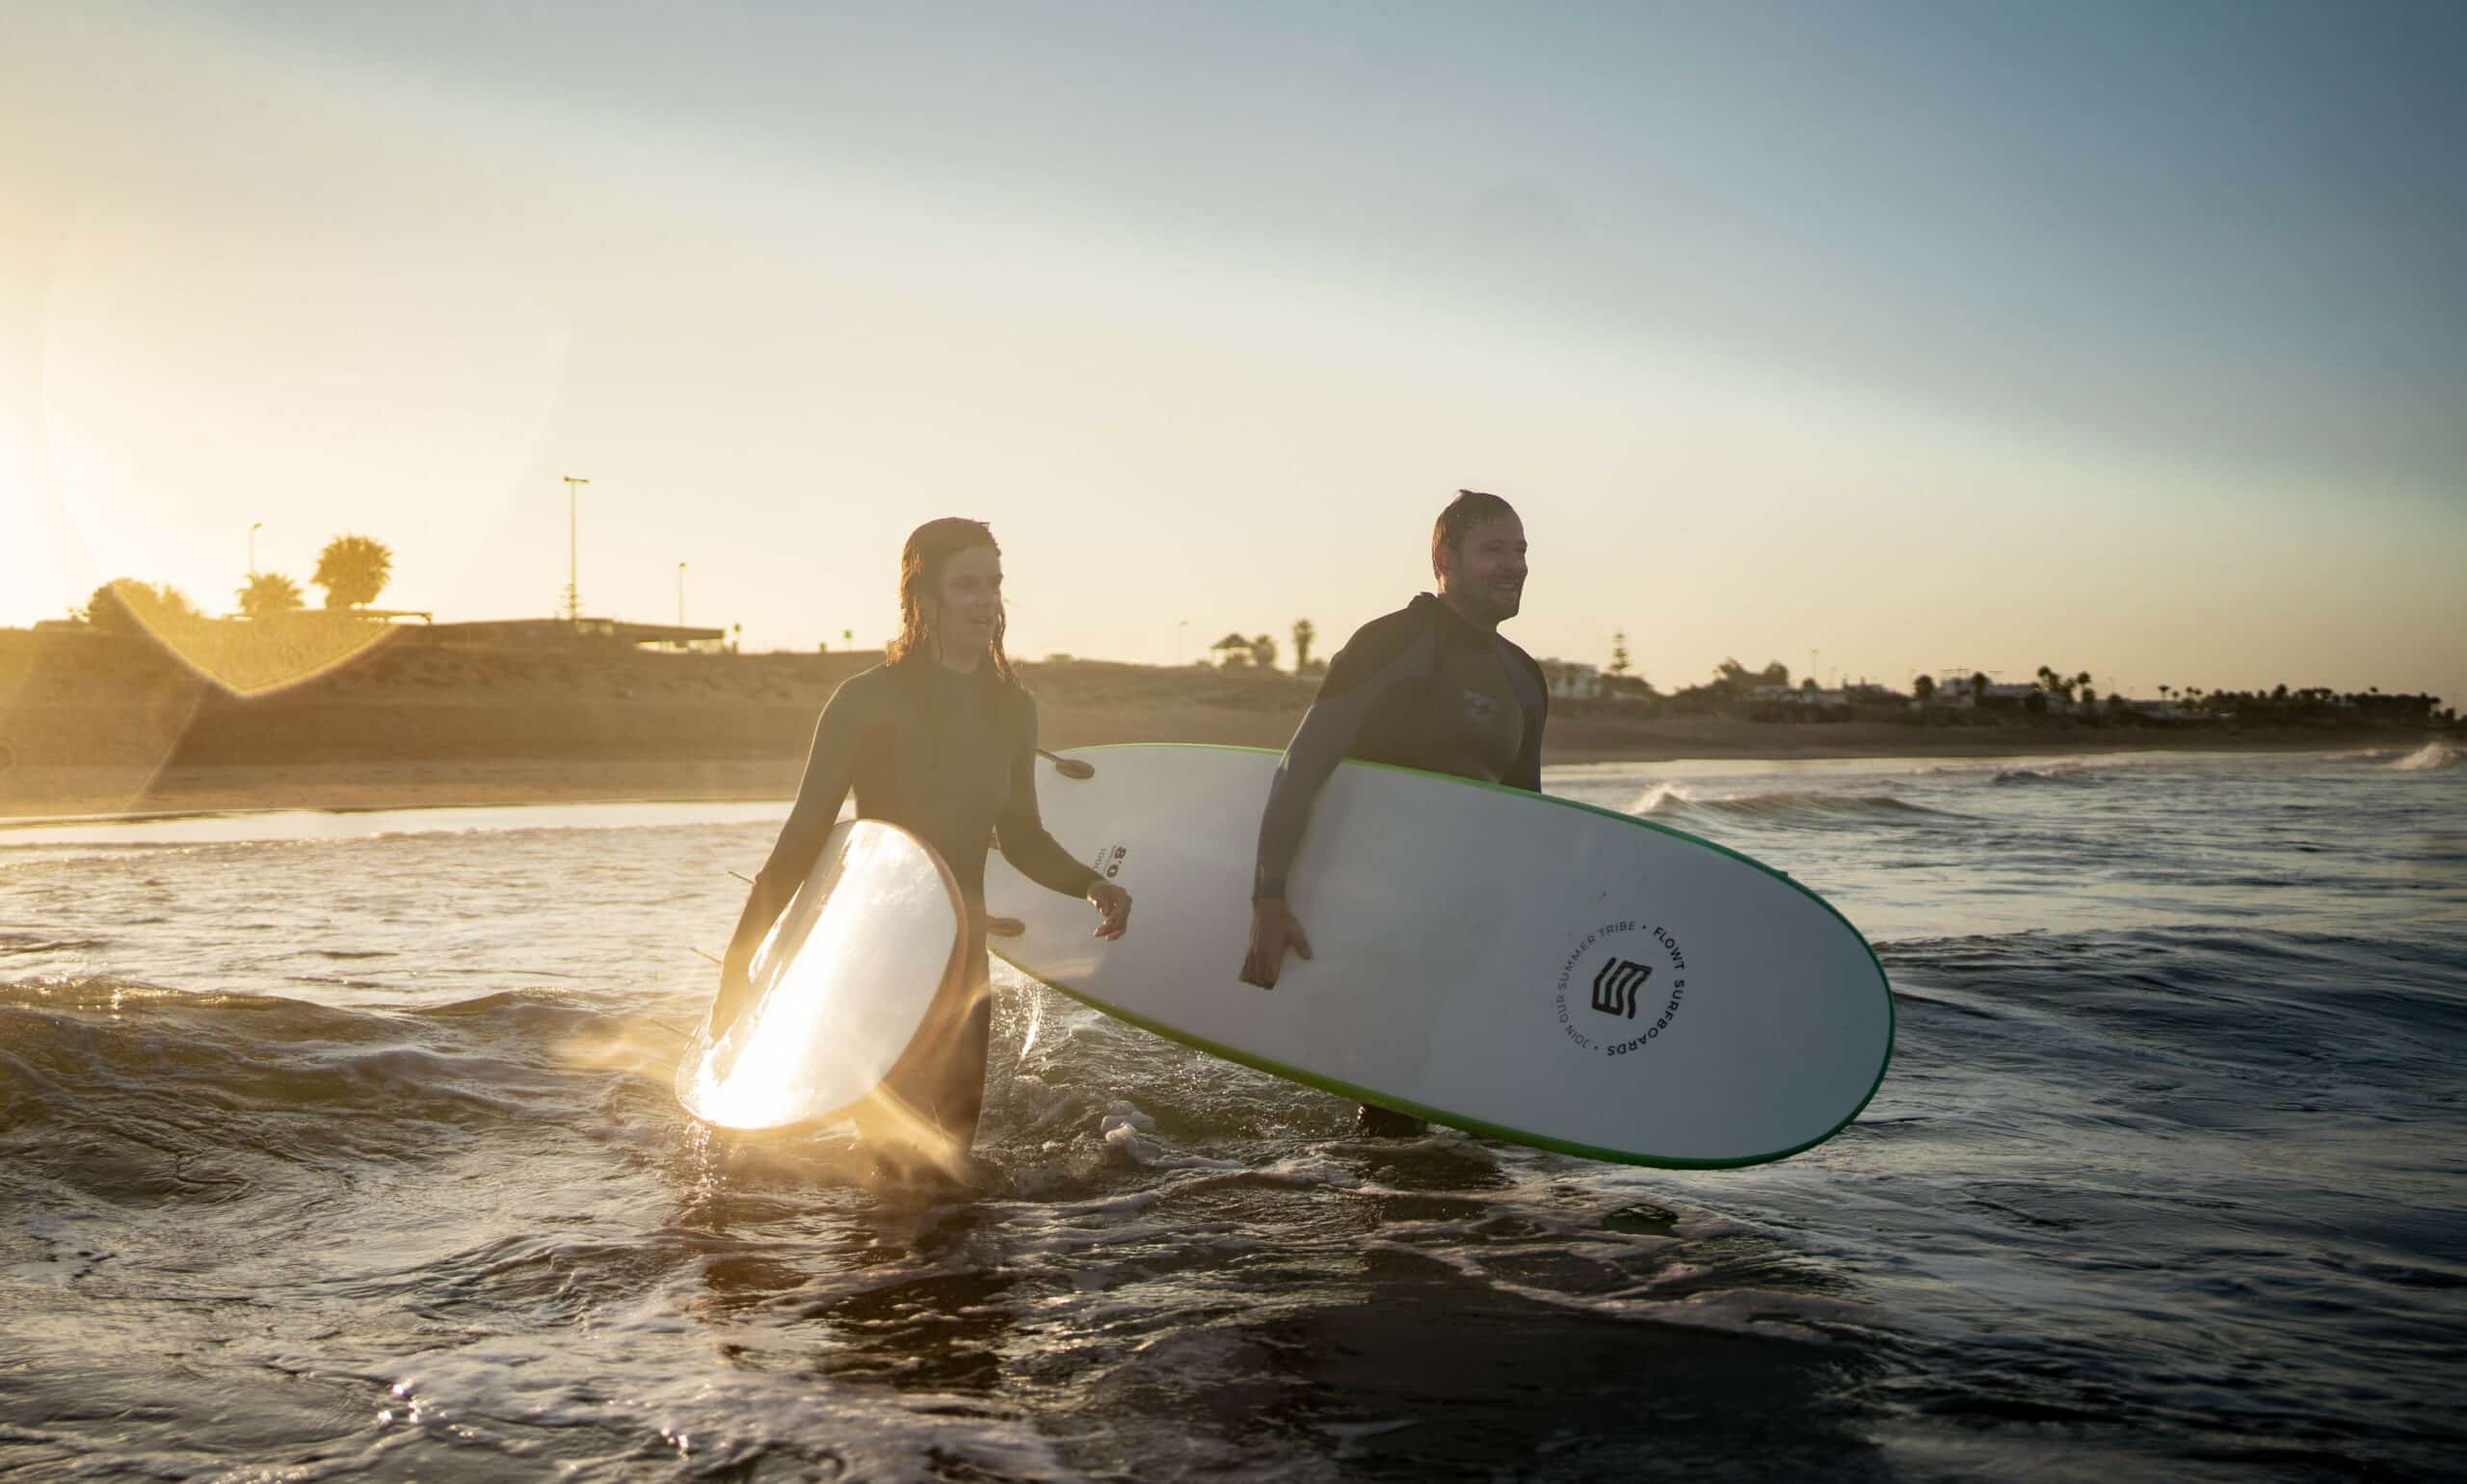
[1237,490,1546,1135]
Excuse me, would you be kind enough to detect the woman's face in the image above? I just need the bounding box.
[931,543,1004,655]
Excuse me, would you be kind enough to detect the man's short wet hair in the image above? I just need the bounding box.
[1432,490,1519,578]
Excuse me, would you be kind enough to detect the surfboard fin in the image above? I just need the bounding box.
[1038,749,1096,780]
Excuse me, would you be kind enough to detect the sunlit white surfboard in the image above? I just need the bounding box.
[986,744,1893,1168]
[676,820,966,1131]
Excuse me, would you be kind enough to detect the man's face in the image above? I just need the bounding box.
[1440,515,1528,622]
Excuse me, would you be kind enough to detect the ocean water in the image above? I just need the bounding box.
[3,742,2462,1482]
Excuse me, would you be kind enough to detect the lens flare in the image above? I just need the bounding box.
[95,580,402,697]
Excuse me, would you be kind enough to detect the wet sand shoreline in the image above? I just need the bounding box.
[1,722,2434,824]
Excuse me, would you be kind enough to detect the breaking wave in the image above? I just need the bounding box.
[1991,765,2099,786]
[2391,741,2462,772]
[1629,785,1960,827]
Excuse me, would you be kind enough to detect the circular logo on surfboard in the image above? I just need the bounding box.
[1552,919,1689,1058]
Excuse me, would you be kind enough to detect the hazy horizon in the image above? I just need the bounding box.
[6,1,2461,705]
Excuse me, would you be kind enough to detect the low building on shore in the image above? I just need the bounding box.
[1538,659,1605,699]
[419,619,729,653]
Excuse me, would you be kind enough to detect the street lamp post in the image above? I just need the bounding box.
[561,476,589,623]
[249,521,262,576]
[1176,619,1189,666]
[676,562,687,627]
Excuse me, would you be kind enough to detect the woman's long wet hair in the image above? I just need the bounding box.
[885,517,1019,685]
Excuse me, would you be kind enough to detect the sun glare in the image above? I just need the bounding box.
[680,826,964,1135]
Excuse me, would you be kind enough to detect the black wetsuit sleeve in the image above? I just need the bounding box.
[1506,649,1549,793]
[1251,616,1436,900]
[725,679,870,971]
[996,694,1104,899]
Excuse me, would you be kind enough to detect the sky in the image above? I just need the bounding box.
[4,1,2461,703]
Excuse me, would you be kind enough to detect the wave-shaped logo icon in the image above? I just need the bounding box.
[1590,958,1654,1019]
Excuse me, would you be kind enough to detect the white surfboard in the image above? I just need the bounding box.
[985,745,1893,1167]
[676,819,968,1131]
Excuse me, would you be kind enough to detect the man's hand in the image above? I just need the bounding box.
[1086,881,1132,941]
[1239,897,1313,989]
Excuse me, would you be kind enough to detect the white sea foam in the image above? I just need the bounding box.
[2391,741,2462,771]
[1628,782,1699,813]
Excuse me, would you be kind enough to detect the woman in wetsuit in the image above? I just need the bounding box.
[715,517,1131,1179]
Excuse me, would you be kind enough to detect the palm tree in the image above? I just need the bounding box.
[1290,619,1316,671]
[313,534,393,610]
[1913,674,1937,703]
[1249,633,1278,670]
[238,571,305,618]
[1969,672,1990,704]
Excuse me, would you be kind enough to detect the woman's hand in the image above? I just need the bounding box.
[712,944,755,1034]
[1086,880,1132,941]
[1239,897,1312,989]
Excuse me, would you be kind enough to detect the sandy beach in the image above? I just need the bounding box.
[1,630,2439,822]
